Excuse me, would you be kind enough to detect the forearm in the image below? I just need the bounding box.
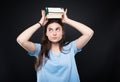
[65,18,94,49]
[17,23,41,43]
[65,18,94,36]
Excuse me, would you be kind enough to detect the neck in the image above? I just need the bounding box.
[51,43,59,49]
[51,43,61,55]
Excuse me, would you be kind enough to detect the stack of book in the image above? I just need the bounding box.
[45,7,64,19]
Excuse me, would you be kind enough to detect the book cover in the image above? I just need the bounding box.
[45,7,64,19]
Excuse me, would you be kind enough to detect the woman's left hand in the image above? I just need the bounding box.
[62,9,69,23]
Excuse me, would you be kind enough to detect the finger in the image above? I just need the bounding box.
[65,8,67,14]
[41,10,45,16]
[43,19,48,26]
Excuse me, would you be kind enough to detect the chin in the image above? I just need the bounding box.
[50,39,61,43]
[51,41,59,43]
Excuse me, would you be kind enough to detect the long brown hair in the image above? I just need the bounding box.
[35,19,66,70]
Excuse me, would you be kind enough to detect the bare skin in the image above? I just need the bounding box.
[16,9,94,55]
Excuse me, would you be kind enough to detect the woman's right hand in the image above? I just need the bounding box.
[16,10,48,53]
[39,10,48,26]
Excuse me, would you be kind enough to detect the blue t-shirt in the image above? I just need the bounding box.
[29,40,82,82]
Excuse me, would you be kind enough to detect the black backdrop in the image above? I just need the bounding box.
[1,0,120,82]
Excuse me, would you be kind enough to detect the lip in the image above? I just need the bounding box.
[52,37,57,39]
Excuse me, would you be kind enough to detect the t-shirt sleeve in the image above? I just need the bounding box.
[28,43,41,58]
[71,40,82,55]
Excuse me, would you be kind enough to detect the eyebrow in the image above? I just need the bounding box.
[48,27,61,29]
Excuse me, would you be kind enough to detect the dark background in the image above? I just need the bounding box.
[1,0,120,82]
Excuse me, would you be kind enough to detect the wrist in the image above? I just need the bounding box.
[64,18,70,24]
[38,22,42,27]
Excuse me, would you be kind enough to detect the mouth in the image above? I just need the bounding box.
[52,37,57,39]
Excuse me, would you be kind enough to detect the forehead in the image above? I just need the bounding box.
[47,22,62,29]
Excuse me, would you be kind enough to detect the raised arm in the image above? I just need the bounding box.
[16,10,47,52]
[62,9,94,49]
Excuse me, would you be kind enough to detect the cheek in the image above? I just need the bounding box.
[46,31,50,36]
[58,32,63,38]
[46,32,52,39]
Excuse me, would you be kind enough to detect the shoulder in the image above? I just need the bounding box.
[64,40,75,47]
[63,40,82,55]
[63,40,75,51]
[28,43,41,57]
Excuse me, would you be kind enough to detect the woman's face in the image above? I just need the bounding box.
[46,22,63,43]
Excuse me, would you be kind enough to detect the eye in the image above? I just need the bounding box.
[56,28,60,31]
[48,28,53,32]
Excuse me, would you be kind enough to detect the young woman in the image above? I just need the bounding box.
[16,9,94,82]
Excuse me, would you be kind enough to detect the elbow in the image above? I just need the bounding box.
[16,37,21,45]
[16,37,24,45]
[90,29,94,36]
[87,29,94,37]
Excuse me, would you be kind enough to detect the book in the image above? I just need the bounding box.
[45,7,64,19]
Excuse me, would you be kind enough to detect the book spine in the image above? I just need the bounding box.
[45,7,49,15]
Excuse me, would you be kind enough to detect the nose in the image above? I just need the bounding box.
[53,31,57,36]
